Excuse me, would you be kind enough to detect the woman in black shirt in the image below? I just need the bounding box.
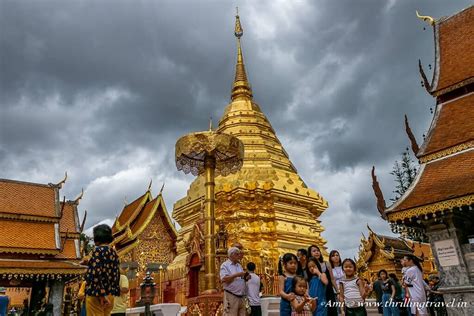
[379,270,399,316]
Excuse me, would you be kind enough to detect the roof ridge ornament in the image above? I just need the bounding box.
[147,179,153,192]
[371,167,387,219]
[366,223,375,236]
[404,114,420,156]
[73,188,84,204]
[418,59,432,93]
[80,210,87,233]
[416,10,435,26]
[51,172,68,188]
[159,182,165,195]
[60,196,66,217]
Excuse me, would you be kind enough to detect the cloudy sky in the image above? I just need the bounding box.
[1,0,470,259]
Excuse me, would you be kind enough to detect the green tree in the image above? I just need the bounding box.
[390,148,418,202]
[80,232,94,256]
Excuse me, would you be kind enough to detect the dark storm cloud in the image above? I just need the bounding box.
[1,0,471,257]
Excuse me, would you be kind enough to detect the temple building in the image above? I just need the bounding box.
[0,176,85,315]
[371,5,474,315]
[356,226,436,282]
[167,13,328,305]
[111,184,178,306]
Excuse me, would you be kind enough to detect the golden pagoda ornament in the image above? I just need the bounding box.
[175,128,244,293]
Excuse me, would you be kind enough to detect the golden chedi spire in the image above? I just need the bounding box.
[232,8,253,101]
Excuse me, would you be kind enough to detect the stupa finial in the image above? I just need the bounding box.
[231,8,253,101]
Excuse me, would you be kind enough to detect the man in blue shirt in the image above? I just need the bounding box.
[0,287,10,316]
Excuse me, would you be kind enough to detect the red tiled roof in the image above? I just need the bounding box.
[55,239,79,259]
[418,94,474,157]
[389,150,474,213]
[0,220,58,252]
[432,6,474,94]
[60,202,79,233]
[0,179,58,218]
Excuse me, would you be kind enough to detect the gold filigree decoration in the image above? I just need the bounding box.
[175,131,244,176]
[185,223,205,267]
[135,216,175,270]
[387,194,474,222]
[420,141,474,163]
[116,239,139,258]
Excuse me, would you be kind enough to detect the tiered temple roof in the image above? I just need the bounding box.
[111,187,177,258]
[0,177,85,280]
[373,5,474,224]
[356,227,436,280]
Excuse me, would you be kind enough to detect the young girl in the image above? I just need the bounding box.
[339,259,367,316]
[308,245,337,316]
[291,275,317,316]
[307,256,328,316]
[279,253,299,316]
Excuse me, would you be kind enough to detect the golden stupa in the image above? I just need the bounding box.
[167,12,328,302]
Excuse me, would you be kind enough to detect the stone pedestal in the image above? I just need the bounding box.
[187,293,223,316]
[425,214,474,315]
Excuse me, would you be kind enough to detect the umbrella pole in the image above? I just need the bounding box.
[203,155,217,293]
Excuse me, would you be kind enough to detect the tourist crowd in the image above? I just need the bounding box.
[12,223,445,316]
[220,244,447,316]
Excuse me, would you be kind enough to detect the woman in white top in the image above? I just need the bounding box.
[329,250,344,288]
[330,250,345,315]
[401,255,429,316]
